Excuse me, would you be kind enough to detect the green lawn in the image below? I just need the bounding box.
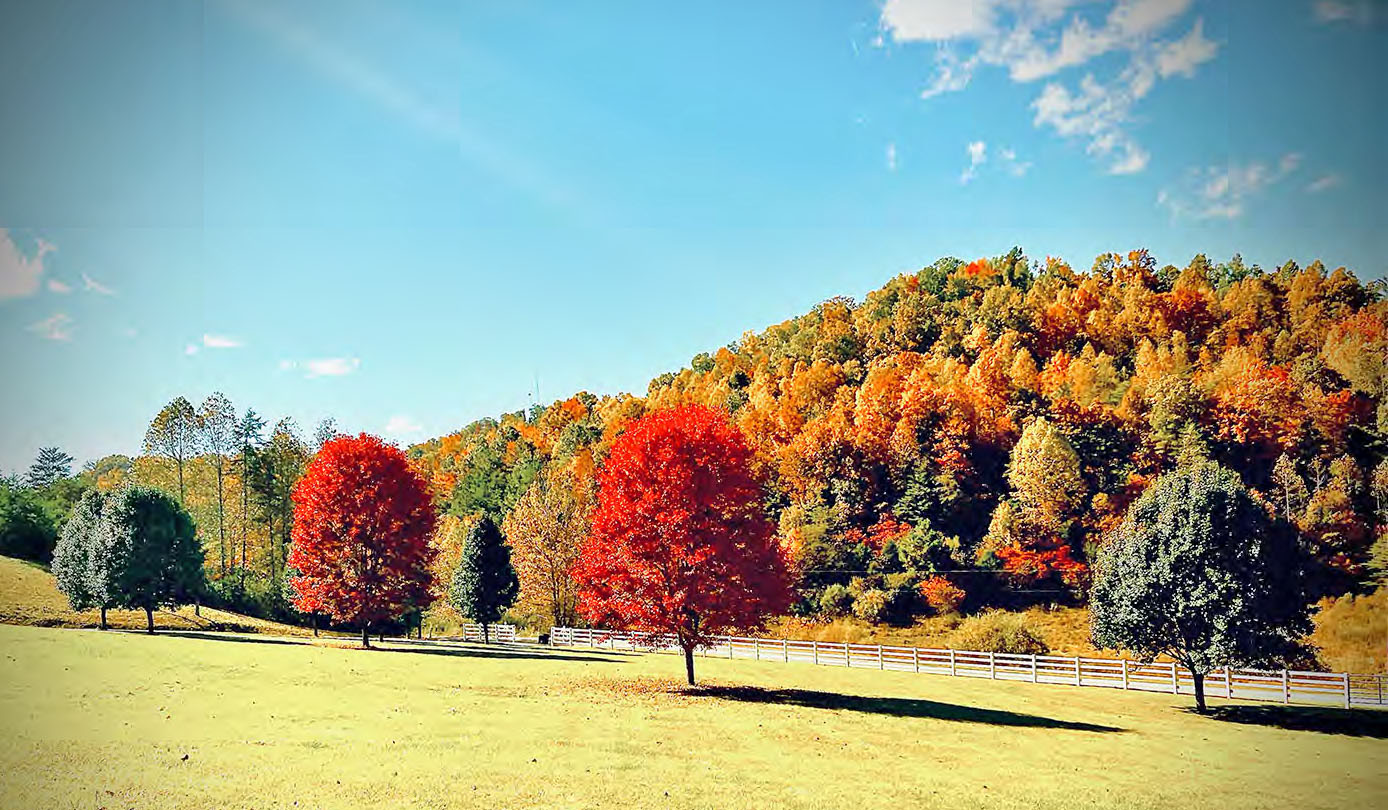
[0,625,1383,809]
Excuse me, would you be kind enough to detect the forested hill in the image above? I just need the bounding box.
[410,248,1388,614]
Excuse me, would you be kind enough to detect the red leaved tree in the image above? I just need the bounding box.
[287,434,437,647]
[572,404,791,685]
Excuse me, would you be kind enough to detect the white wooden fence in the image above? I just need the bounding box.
[548,626,1387,709]
[454,623,517,643]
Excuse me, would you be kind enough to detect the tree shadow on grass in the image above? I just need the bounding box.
[379,642,628,665]
[687,685,1123,732]
[1191,705,1388,738]
[149,630,306,645]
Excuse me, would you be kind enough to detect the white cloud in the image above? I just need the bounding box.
[1155,18,1216,78]
[384,415,424,437]
[1000,147,1033,176]
[886,142,899,171]
[47,278,72,294]
[882,1,1216,174]
[1306,173,1343,193]
[81,273,116,296]
[1,229,55,300]
[202,333,244,349]
[961,140,988,183]
[28,313,73,341]
[185,344,200,356]
[278,359,297,372]
[304,357,361,378]
[880,0,999,41]
[1158,152,1303,220]
[1314,0,1379,24]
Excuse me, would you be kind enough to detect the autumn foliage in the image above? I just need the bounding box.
[287,434,437,646]
[411,250,1387,625]
[572,405,792,684]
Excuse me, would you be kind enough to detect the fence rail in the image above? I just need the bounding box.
[449,623,517,643]
[548,626,1386,709]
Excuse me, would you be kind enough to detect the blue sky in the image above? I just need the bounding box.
[1,0,1384,473]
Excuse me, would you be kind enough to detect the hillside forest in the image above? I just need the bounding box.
[5,249,1387,638]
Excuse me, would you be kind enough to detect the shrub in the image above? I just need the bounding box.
[818,584,854,617]
[950,610,1049,655]
[919,575,966,615]
[851,588,890,623]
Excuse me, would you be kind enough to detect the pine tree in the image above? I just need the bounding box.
[450,514,519,643]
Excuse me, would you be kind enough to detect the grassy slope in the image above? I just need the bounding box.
[1,625,1384,810]
[0,555,316,637]
[770,592,1388,674]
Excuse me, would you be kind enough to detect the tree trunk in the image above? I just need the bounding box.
[362,623,370,648]
[145,607,155,634]
[194,597,201,617]
[483,623,490,644]
[683,645,696,686]
[99,606,107,631]
[312,613,319,637]
[1193,671,1207,713]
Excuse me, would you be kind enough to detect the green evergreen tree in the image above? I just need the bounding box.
[450,514,519,643]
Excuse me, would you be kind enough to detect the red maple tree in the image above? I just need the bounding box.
[572,404,791,684]
[287,434,437,647]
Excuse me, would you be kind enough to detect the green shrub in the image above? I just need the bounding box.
[818,584,854,617]
[950,610,1049,655]
[851,588,890,623]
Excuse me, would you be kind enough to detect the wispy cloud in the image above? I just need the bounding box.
[1313,0,1380,25]
[960,140,987,184]
[1,229,55,300]
[203,333,244,349]
[1306,173,1342,193]
[185,343,200,356]
[384,414,424,437]
[220,0,586,219]
[47,278,72,294]
[882,1,1218,174]
[886,142,898,172]
[81,273,116,296]
[303,357,361,378]
[1157,152,1303,220]
[1000,147,1033,177]
[29,313,74,342]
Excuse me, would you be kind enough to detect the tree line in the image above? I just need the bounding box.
[410,249,1388,630]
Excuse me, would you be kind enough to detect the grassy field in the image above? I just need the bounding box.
[1,624,1385,810]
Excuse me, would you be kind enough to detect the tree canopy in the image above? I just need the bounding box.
[1090,462,1314,711]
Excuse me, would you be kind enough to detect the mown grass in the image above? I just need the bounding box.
[0,554,317,637]
[1,624,1384,809]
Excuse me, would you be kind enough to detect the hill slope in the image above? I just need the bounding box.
[0,555,315,636]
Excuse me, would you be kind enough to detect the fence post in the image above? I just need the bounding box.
[988,651,996,679]
[754,638,760,661]
[1170,662,1179,694]
[845,642,851,668]
[914,647,920,673]
[1121,658,1128,690]
[728,637,733,659]
[1074,656,1082,687]
[878,645,884,670]
[1282,669,1289,704]
[949,648,956,676]
[1224,667,1232,699]
[1031,654,1038,683]
[1343,672,1351,709]
[783,639,789,662]
[812,640,818,665]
